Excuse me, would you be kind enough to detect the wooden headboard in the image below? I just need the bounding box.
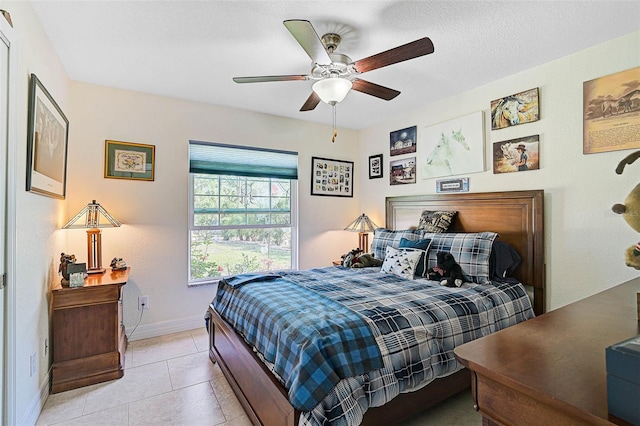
[386,190,545,315]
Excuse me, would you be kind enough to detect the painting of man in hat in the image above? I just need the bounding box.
[492,135,539,174]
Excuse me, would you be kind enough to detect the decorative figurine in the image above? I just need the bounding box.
[612,150,640,269]
[58,252,77,284]
[110,257,127,270]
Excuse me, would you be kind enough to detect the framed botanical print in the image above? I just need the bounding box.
[311,156,353,197]
[26,74,69,199]
[105,140,155,181]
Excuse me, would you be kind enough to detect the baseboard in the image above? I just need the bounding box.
[20,366,51,426]
[126,315,205,341]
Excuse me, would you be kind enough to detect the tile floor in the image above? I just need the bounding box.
[37,328,481,425]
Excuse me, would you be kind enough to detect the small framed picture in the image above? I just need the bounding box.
[390,126,417,156]
[105,140,155,181]
[369,154,383,179]
[390,157,416,185]
[311,156,353,197]
[26,74,69,199]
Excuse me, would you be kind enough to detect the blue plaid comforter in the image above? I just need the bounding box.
[215,273,383,411]
[213,266,535,426]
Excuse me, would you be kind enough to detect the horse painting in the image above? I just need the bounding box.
[501,142,521,160]
[419,111,484,180]
[423,129,471,178]
[491,88,540,130]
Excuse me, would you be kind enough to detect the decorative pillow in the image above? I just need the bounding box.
[370,228,426,260]
[399,237,432,277]
[490,240,522,280]
[380,246,422,280]
[416,210,457,233]
[423,232,498,283]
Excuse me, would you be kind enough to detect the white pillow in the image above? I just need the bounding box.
[380,246,422,280]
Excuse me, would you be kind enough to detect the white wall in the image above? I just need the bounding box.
[358,31,640,310]
[65,83,361,339]
[2,1,70,424]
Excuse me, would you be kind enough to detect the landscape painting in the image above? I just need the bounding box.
[389,157,416,185]
[389,126,417,156]
[419,111,484,180]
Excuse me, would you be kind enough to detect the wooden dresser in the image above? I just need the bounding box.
[454,277,640,426]
[51,268,129,393]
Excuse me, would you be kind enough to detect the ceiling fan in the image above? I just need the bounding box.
[233,19,435,112]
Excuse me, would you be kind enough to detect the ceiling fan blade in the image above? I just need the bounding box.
[233,75,309,84]
[353,37,434,74]
[352,79,400,101]
[300,92,321,111]
[283,20,332,65]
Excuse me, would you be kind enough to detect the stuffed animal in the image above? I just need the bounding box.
[427,251,465,287]
[341,248,363,267]
[612,150,640,269]
[351,253,383,268]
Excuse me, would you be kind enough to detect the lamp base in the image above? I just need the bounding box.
[87,268,105,274]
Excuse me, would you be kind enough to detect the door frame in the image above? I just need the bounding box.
[1,14,18,426]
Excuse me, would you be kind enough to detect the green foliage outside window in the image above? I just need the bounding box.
[190,174,293,281]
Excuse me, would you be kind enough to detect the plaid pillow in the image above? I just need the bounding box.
[424,232,498,283]
[370,228,426,260]
[416,210,457,233]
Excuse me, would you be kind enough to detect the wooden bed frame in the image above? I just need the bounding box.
[208,190,545,426]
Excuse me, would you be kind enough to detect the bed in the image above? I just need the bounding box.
[207,190,545,426]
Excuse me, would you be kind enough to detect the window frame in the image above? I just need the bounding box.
[188,173,298,286]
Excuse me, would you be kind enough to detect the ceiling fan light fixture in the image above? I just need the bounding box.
[312,77,352,105]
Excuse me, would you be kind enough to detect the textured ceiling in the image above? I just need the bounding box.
[30,0,640,129]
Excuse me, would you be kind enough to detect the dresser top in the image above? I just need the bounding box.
[53,267,129,291]
[455,277,640,421]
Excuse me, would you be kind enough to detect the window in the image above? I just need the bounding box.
[188,142,298,284]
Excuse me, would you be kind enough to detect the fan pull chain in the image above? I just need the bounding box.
[331,103,337,143]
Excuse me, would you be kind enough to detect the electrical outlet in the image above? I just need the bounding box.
[138,295,149,311]
[30,352,36,377]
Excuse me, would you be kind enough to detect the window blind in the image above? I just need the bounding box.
[189,141,298,180]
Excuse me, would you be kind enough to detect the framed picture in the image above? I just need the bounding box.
[311,156,353,197]
[369,154,383,179]
[418,111,484,180]
[490,87,540,130]
[26,74,69,199]
[105,140,155,181]
[492,135,540,174]
[390,156,416,185]
[436,177,469,193]
[390,126,417,156]
[583,66,640,154]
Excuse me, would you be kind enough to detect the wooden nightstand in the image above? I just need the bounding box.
[51,268,129,393]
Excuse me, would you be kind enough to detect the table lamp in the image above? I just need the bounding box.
[62,200,121,274]
[344,213,379,252]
